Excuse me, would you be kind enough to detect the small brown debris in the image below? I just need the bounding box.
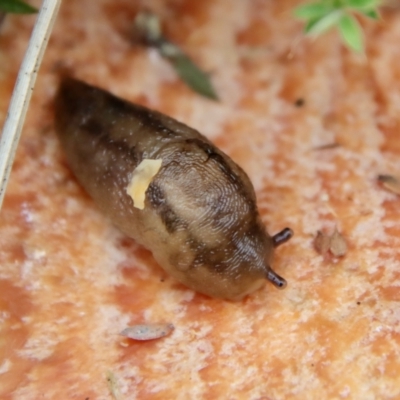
[255,397,274,400]
[120,323,174,341]
[378,174,400,195]
[330,228,348,257]
[314,228,348,257]
[314,230,331,255]
[313,142,340,151]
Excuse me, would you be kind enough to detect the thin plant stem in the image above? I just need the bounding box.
[0,12,5,29]
[0,0,61,212]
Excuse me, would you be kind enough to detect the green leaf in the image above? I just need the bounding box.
[0,0,37,14]
[305,10,344,35]
[159,41,218,100]
[338,14,364,52]
[294,3,333,20]
[345,0,380,9]
[133,9,218,100]
[360,8,380,19]
[168,52,219,100]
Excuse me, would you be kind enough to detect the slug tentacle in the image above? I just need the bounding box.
[54,77,292,300]
[272,228,293,247]
[266,269,287,289]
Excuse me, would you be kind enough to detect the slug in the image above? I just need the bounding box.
[54,78,293,300]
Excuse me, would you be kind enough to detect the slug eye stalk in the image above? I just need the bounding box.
[272,228,294,248]
[266,270,287,290]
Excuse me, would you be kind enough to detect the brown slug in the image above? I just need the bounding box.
[54,78,293,300]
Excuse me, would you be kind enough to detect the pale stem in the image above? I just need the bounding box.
[0,0,62,212]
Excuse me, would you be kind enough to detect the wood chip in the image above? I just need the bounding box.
[106,371,121,400]
[120,323,174,341]
[126,159,162,210]
[378,174,400,195]
[314,228,348,257]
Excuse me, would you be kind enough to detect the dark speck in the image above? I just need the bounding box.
[295,98,305,107]
[357,301,361,305]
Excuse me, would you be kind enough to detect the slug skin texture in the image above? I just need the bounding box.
[54,78,289,300]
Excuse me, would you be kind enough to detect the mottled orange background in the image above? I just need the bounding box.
[1,0,400,399]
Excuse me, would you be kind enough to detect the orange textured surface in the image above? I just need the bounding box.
[1,0,400,399]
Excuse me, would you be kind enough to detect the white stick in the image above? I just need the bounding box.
[0,0,62,212]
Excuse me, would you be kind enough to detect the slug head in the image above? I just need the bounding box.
[145,140,293,300]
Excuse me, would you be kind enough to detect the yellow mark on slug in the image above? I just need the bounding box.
[126,159,162,209]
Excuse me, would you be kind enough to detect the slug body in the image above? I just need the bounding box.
[55,78,292,300]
